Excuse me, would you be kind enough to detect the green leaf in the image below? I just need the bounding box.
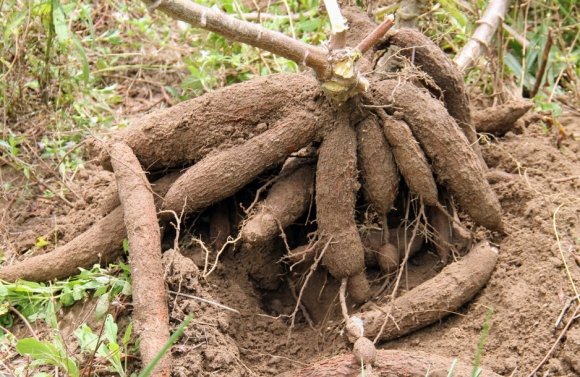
[16,338,59,360]
[122,280,132,296]
[95,291,110,321]
[0,313,13,327]
[0,302,9,316]
[4,11,26,45]
[122,239,129,254]
[60,286,75,306]
[104,314,118,343]
[52,0,69,44]
[94,286,108,297]
[71,33,90,83]
[72,284,84,301]
[123,321,133,345]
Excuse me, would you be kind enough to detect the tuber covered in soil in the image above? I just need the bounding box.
[316,109,369,301]
[473,100,534,136]
[162,111,317,215]
[372,80,503,230]
[0,172,181,283]
[348,241,498,342]
[110,142,171,376]
[242,162,316,245]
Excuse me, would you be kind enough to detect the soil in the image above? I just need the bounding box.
[3,96,580,376]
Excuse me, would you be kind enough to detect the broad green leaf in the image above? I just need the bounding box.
[94,286,108,297]
[104,314,118,343]
[122,280,132,296]
[72,284,84,301]
[60,286,75,306]
[52,0,69,44]
[95,291,110,321]
[16,338,59,360]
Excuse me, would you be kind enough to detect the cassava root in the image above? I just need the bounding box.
[0,172,181,283]
[372,80,502,231]
[110,142,171,377]
[347,241,498,342]
[162,111,317,215]
[316,108,370,302]
[242,162,316,245]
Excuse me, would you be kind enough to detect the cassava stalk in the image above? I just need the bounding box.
[454,0,510,73]
[141,0,330,77]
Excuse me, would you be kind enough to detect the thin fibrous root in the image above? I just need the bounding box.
[162,111,318,215]
[347,241,498,342]
[372,80,502,231]
[110,142,171,377]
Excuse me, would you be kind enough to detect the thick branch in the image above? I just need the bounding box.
[142,0,329,76]
[454,0,510,73]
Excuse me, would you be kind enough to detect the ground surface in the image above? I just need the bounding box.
[3,97,580,377]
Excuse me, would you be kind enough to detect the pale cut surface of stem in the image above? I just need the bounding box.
[141,0,329,76]
[454,0,510,74]
[323,0,347,34]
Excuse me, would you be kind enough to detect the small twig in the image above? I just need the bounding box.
[9,306,39,341]
[355,15,395,55]
[527,304,580,377]
[168,290,240,314]
[552,176,579,183]
[530,29,553,98]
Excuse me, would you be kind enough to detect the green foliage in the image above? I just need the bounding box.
[16,307,134,377]
[179,0,328,96]
[75,314,133,377]
[0,263,132,334]
[472,307,493,377]
[16,302,80,377]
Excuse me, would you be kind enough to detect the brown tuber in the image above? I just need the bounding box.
[372,81,503,231]
[353,336,376,365]
[242,162,315,245]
